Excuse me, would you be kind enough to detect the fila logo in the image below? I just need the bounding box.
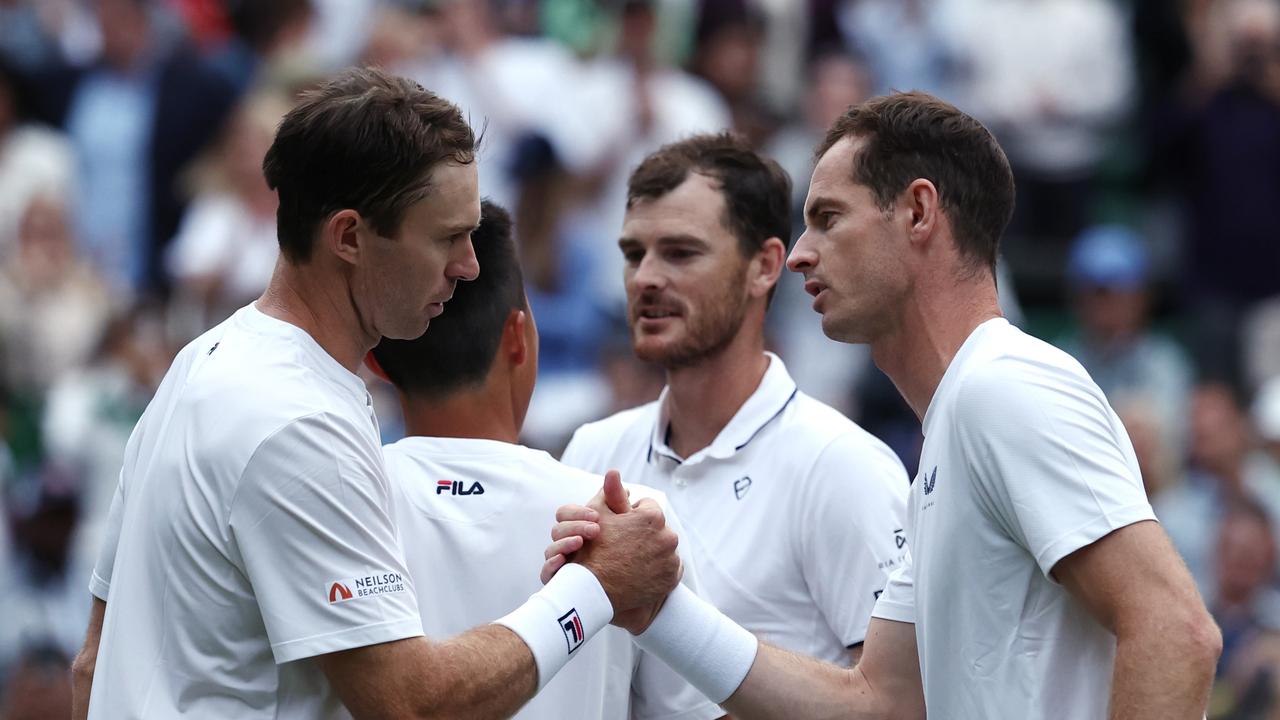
[328,582,353,604]
[733,476,752,500]
[436,480,485,496]
[559,608,586,654]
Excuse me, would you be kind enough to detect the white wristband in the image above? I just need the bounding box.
[633,584,759,703]
[493,563,613,689]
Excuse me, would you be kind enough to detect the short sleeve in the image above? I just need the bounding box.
[628,490,723,720]
[89,471,125,600]
[956,359,1157,579]
[799,434,911,647]
[90,408,148,600]
[870,557,915,625]
[229,413,423,664]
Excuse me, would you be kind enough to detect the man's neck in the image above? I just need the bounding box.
[255,260,373,373]
[663,327,770,459]
[871,277,1002,422]
[401,383,520,444]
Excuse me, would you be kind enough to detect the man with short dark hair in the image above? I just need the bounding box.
[561,131,910,668]
[72,67,683,719]
[547,92,1221,719]
[369,200,723,720]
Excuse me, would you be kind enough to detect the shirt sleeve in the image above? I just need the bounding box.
[628,492,723,720]
[798,434,911,647]
[89,471,125,600]
[955,357,1157,580]
[870,557,915,625]
[89,405,149,600]
[228,412,424,664]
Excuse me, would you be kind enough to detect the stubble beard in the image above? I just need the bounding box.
[631,275,750,370]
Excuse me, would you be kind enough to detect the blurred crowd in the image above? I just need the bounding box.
[0,0,1278,717]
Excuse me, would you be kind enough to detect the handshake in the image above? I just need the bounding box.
[540,470,683,634]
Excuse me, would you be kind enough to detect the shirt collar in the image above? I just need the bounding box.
[649,352,799,466]
[921,317,1009,438]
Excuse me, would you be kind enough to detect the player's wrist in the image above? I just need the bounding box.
[493,562,613,689]
[633,584,759,703]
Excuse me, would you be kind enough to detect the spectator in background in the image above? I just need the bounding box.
[0,195,112,396]
[166,90,291,336]
[0,643,73,720]
[0,463,85,678]
[209,0,316,93]
[838,0,960,99]
[395,0,597,212]
[1055,225,1193,453]
[766,49,872,417]
[1115,396,1182,502]
[41,307,172,576]
[1157,384,1280,598]
[1249,376,1280,502]
[0,0,99,72]
[1151,0,1280,386]
[567,0,731,310]
[39,0,236,297]
[690,0,774,145]
[954,0,1133,245]
[0,57,72,259]
[1213,501,1280,673]
[1208,501,1280,718]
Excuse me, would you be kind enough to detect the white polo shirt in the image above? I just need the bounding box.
[87,304,423,719]
[382,436,722,720]
[872,318,1157,718]
[563,353,910,664]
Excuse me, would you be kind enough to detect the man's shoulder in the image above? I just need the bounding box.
[955,329,1099,411]
[574,402,658,439]
[563,402,659,464]
[385,437,607,504]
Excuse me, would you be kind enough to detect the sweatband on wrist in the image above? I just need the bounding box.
[633,583,759,703]
[493,562,614,689]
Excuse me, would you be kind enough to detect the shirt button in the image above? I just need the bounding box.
[674,478,687,488]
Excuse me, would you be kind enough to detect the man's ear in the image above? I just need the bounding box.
[903,178,941,249]
[364,351,391,383]
[324,209,364,265]
[748,236,787,300]
[503,309,529,366]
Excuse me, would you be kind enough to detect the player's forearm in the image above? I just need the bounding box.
[71,597,107,720]
[1107,612,1221,719]
[71,648,97,720]
[412,624,539,719]
[722,645,893,720]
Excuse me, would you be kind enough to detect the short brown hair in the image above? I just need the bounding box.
[816,91,1014,275]
[627,132,792,257]
[263,67,476,263]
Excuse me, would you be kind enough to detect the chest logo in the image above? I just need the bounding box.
[922,466,937,495]
[733,476,753,500]
[437,480,485,496]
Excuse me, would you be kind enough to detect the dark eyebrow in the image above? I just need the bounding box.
[804,197,841,226]
[618,234,711,250]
